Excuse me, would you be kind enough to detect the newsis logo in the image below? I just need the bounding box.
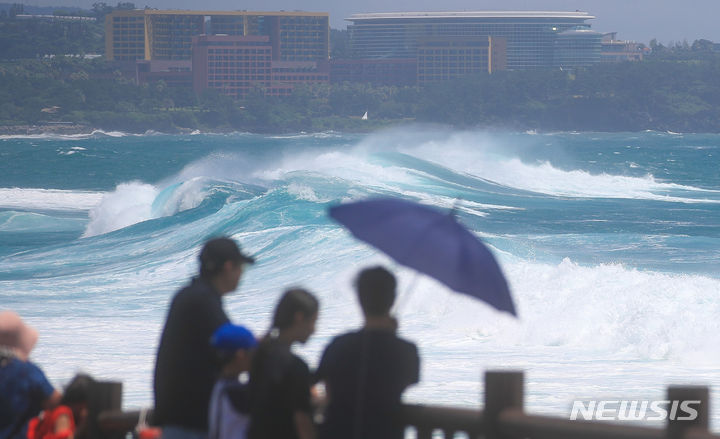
[570,400,701,421]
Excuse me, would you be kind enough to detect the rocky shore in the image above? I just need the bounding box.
[0,123,95,136]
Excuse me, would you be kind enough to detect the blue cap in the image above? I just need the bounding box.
[210,323,257,351]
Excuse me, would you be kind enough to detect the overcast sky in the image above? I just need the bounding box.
[25,0,720,44]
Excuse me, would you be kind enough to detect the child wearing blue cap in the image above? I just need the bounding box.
[208,323,257,439]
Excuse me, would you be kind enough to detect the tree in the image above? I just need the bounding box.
[92,2,113,20]
[330,29,350,59]
[692,39,715,52]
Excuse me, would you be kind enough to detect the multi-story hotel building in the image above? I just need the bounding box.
[417,36,507,84]
[106,9,329,63]
[345,11,601,70]
[192,34,329,98]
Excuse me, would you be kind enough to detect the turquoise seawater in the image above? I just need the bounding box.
[1,128,719,427]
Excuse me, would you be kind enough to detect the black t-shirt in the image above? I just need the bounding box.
[315,329,420,439]
[247,340,312,439]
[153,277,229,431]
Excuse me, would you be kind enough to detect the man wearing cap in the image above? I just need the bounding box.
[154,237,254,439]
[0,311,62,439]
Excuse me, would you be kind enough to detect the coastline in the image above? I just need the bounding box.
[0,123,703,138]
[0,123,95,136]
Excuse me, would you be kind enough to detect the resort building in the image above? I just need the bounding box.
[345,11,601,70]
[105,9,329,63]
[192,34,328,98]
[330,58,417,85]
[192,35,272,98]
[417,36,506,84]
[553,28,603,67]
[136,60,192,87]
[601,32,646,62]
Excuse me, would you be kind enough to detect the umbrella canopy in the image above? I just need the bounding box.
[329,197,517,316]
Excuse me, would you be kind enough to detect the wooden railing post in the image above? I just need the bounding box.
[666,385,709,439]
[87,381,123,439]
[484,371,524,439]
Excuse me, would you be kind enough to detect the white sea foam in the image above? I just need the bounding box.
[286,182,326,202]
[81,177,221,237]
[83,182,158,237]
[0,129,129,141]
[0,188,104,211]
[390,131,720,202]
[252,148,416,191]
[500,258,720,360]
[476,158,719,201]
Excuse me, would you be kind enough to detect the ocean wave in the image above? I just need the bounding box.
[390,132,719,202]
[477,159,720,202]
[81,177,259,238]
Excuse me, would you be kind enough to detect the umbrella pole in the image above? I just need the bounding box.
[392,272,421,315]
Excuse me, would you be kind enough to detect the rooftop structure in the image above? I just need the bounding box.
[345,10,599,69]
[348,11,595,20]
[601,32,646,62]
[15,14,96,21]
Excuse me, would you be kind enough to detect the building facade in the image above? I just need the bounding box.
[106,10,329,63]
[330,58,417,85]
[136,60,192,87]
[553,28,603,67]
[192,35,272,98]
[417,36,506,84]
[192,35,328,98]
[345,11,600,70]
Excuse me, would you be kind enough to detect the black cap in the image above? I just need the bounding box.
[199,237,255,277]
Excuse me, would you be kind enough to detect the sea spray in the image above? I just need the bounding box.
[83,182,158,237]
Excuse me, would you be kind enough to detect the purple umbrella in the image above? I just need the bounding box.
[329,197,517,316]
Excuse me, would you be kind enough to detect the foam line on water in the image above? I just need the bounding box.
[0,188,104,211]
[0,129,129,140]
[0,211,84,232]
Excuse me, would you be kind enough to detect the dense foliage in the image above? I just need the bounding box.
[0,4,104,59]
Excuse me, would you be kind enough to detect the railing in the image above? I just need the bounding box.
[93,371,719,439]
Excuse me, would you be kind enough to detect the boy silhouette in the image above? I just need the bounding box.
[208,323,257,439]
